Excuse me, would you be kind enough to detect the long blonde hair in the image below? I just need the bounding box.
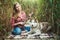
[12,2,20,19]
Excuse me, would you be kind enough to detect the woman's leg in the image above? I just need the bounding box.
[12,26,22,35]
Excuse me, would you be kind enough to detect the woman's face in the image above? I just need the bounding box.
[15,3,21,11]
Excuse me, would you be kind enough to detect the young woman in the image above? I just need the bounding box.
[10,2,27,35]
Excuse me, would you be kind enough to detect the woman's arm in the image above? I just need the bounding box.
[10,17,25,27]
[10,17,19,27]
[12,22,20,26]
[13,22,25,25]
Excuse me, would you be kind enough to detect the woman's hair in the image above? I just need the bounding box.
[12,3,20,18]
[13,3,20,13]
[13,3,21,16]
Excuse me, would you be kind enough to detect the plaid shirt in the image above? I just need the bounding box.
[10,11,27,27]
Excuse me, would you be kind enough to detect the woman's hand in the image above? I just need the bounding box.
[13,22,25,26]
[18,22,25,25]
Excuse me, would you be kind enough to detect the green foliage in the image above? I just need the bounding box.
[53,0,60,34]
[0,0,60,38]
